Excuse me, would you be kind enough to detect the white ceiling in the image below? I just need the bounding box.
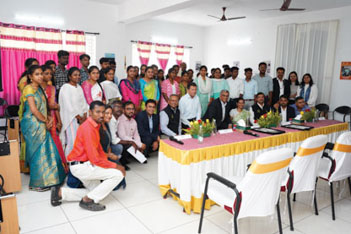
[87,0,126,5]
[153,0,351,26]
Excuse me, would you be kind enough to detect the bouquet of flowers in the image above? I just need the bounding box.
[257,111,281,128]
[183,119,215,136]
[300,108,316,122]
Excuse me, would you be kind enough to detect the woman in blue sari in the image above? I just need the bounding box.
[20,65,66,191]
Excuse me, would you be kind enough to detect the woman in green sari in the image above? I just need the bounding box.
[20,65,66,191]
[229,98,250,125]
[140,66,160,111]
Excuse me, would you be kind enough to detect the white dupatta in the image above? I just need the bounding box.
[196,75,212,101]
[59,83,89,145]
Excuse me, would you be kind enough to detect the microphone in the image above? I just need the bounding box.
[169,136,184,145]
[243,130,259,137]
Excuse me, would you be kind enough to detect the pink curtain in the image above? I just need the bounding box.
[0,23,63,110]
[155,43,171,71]
[65,30,86,68]
[137,41,152,65]
[175,45,185,65]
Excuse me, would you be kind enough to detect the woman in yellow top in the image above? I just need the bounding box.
[179,70,190,97]
[140,66,160,111]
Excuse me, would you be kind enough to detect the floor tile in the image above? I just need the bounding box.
[128,199,199,233]
[129,158,158,180]
[125,170,146,184]
[18,201,68,233]
[20,173,30,186]
[16,187,50,207]
[294,211,351,234]
[61,194,124,221]
[159,218,228,234]
[279,195,314,225]
[71,209,151,234]
[23,223,75,234]
[111,180,161,207]
[321,198,351,223]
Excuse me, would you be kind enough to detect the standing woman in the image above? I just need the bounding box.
[140,64,147,78]
[194,65,212,117]
[211,68,229,99]
[41,65,68,172]
[160,68,180,111]
[59,67,89,157]
[100,67,122,104]
[297,73,318,107]
[179,71,190,97]
[119,66,143,113]
[288,71,299,104]
[17,58,39,92]
[81,66,105,105]
[140,66,160,111]
[20,65,66,191]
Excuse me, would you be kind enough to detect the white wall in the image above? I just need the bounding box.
[124,19,205,72]
[203,6,351,110]
[0,0,127,78]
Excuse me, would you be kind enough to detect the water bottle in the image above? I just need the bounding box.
[212,119,217,135]
[198,125,204,144]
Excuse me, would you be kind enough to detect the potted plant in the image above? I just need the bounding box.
[183,119,215,139]
[257,111,281,128]
[300,108,316,122]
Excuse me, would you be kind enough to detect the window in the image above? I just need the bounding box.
[85,34,97,66]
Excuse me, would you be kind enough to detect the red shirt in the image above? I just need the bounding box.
[67,117,117,169]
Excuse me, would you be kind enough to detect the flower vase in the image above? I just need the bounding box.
[192,133,211,139]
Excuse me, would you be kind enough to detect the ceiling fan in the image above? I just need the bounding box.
[260,0,305,11]
[208,7,246,21]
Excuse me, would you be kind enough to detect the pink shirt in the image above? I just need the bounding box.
[160,79,180,111]
[119,79,143,107]
[117,114,142,147]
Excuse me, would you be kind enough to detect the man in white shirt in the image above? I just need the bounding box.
[179,82,202,132]
[227,66,243,109]
[109,100,124,157]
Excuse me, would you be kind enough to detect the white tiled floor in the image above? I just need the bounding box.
[16,154,351,234]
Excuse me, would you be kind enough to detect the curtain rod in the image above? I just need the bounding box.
[130,40,192,49]
[60,30,100,35]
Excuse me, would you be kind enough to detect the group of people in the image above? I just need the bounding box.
[16,50,318,211]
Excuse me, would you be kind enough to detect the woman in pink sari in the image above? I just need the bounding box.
[119,66,143,114]
[160,68,180,110]
[41,65,68,173]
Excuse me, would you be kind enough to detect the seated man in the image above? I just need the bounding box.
[179,82,202,131]
[136,99,160,157]
[160,94,181,137]
[50,101,125,211]
[290,96,310,116]
[108,100,124,160]
[117,101,146,165]
[202,90,232,130]
[273,95,296,123]
[250,92,271,125]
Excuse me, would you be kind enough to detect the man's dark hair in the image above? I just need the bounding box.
[279,95,288,100]
[236,97,244,103]
[123,101,135,109]
[259,62,267,67]
[145,99,156,107]
[109,60,116,65]
[127,65,134,72]
[222,64,230,68]
[45,60,56,67]
[231,66,239,72]
[57,50,69,58]
[90,100,105,110]
[151,64,158,69]
[79,54,90,60]
[244,67,252,73]
[173,64,179,68]
[99,57,109,65]
[187,82,197,89]
[187,69,194,73]
[111,100,123,107]
[256,92,265,98]
[295,96,304,102]
[210,68,215,72]
[276,67,285,72]
[224,67,231,72]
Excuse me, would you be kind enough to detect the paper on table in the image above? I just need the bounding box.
[237,119,246,127]
[174,135,192,140]
[218,129,233,134]
[127,146,147,163]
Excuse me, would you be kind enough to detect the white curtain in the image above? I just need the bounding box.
[275,20,339,104]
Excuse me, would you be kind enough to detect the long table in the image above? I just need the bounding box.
[158,120,349,214]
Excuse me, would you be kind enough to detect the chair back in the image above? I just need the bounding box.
[333,106,351,122]
[315,103,329,117]
[289,135,327,194]
[0,98,7,106]
[5,105,19,118]
[329,132,351,182]
[237,148,293,219]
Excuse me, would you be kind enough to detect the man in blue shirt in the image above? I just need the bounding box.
[243,68,258,110]
[253,62,273,106]
[290,96,310,116]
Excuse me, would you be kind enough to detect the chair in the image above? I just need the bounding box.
[315,103,329,118]
[317,132,351,220]
[5,105,19,118]
[332,105,351,124]
[0,98,8,141]
[283,135,327,231]
[198,148,293,234]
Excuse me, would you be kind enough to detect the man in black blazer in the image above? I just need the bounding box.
[202,90,232,130]
[272,67,290,106]
[136,99,160,157]
[274,95,296,122]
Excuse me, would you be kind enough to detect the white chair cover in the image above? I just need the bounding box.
[289,135,327,194]
[319,132,351,182]
[207,148,293,220]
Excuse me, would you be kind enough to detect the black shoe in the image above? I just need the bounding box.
[143,160,148,164]
[124,165,130,171]
[50,186,62,207]
[79,199,106,211]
